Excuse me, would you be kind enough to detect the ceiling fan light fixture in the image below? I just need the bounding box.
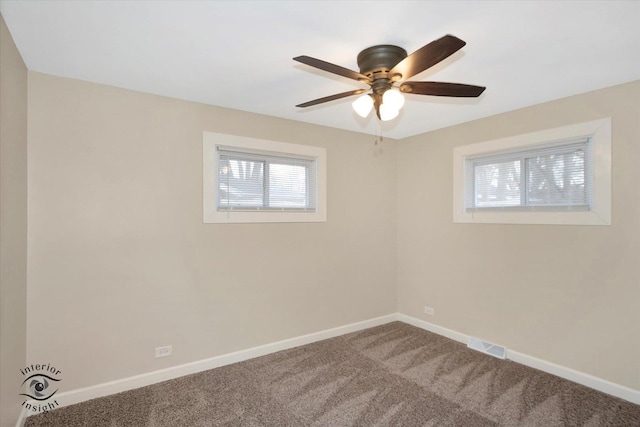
[382,88,405,110]
[295,35,486,122]
[352,94,374,118]
[379,104,400,121]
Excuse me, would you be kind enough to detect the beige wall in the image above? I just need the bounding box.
[0,14,28,427]
[20,60,640,397]
[397,80,640,390]
[26,72,398,391]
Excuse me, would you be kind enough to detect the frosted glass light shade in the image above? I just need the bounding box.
[352,94,373,118]
[382,88,405,110]
[379,104,399,121]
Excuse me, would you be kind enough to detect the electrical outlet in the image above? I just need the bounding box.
[155,345,172,358]
[424,306,435,316]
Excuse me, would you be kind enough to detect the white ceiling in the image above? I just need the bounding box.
[1,1,639,139]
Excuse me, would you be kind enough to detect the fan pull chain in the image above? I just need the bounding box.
[373,122,384,157]
[374,120,383,145]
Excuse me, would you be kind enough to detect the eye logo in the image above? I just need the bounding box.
[20,374,61,401]
[20,374,60,400]
[19,364,62,414]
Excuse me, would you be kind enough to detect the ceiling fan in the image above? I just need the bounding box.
[294,35,486,121]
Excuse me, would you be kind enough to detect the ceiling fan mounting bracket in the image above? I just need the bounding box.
[357,45,407,77]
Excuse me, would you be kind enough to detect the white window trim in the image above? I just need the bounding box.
[453,118,611,225]
[203,132,326,223]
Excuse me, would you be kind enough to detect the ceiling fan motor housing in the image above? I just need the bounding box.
[357,45,407,75]
[357,45,407,96]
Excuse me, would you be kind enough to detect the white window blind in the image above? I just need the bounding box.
[216,147,317,212]
[465,137,592,211]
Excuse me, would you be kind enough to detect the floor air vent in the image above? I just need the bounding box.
[467,337,507,359]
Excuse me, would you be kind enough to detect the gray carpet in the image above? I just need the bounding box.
[25,322,640,426]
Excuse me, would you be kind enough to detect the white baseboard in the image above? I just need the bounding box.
[397,313,469,344]
[23,312,639,420]
[28,313,398,415]
[506,349,640,405]
[398,313,640,405]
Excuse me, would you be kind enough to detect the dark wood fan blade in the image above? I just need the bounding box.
[294,56,371,82]
[296,89,367,108]
[399,81,486,97]
[389,35,466,81]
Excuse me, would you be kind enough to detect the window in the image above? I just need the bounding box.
[203,132,326,223]
[453,118,611,225]
[217,148,316,211]
[467,138,591,210]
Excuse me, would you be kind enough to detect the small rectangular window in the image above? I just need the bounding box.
[466,138,592,211]
[203,132,326,224]
[217,148,316,212]
[453,118,611,225]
